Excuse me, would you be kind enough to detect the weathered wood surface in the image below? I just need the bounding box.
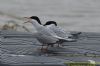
[1,30,100,66]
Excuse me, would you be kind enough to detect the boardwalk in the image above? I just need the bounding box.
[0,30,100,66]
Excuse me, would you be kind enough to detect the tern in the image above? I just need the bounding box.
[44,21,77,47]
[24,16,68,51]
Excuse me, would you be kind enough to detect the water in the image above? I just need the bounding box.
[0,0,100,32]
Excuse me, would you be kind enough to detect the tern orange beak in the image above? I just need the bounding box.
[23,17,31,24]
[24,17,31,19]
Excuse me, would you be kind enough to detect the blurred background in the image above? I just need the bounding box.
[0,0,100,32]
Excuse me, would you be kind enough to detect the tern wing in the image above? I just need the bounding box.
[46,25,70,38]
[46,25,72,40]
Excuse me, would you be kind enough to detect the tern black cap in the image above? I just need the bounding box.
[29,16,41,25]
[44,21,57,26]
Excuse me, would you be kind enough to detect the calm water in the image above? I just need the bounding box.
[0,0,100,32]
